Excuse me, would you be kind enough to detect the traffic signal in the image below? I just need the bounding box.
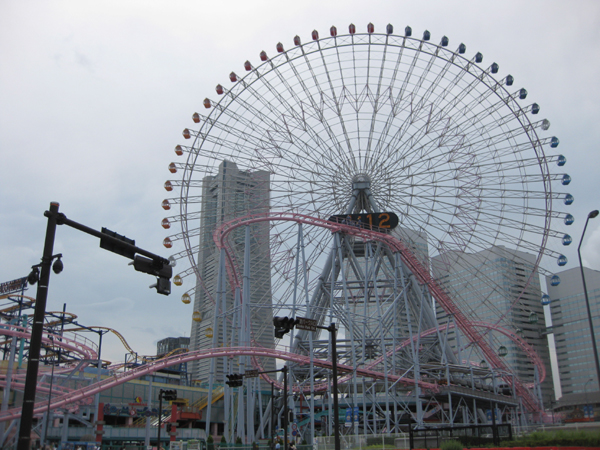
[226,374,244,387]
[273,316,299,338]
[132,254,173,296]
[161,389,177,401]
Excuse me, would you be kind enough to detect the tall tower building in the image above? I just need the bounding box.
[432,246,554,401]
[189,160,274,383]
[547,266,600,396]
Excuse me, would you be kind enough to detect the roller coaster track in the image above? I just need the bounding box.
[0,320,536,421]
[0,345,439,423]
[64,326,138,361]
[212,212,542,412]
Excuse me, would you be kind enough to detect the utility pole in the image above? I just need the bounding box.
[18,202,172,450]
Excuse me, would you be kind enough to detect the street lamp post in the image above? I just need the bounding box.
[327,323,341,450]
[578,210,600,391]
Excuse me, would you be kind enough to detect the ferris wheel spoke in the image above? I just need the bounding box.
[255,50,359,174]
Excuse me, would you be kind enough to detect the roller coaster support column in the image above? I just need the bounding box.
[18,202,60,450]
[170,403,178,442]
[95,402,105,444]
[234,367,287,447]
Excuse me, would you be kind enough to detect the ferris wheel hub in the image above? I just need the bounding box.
[352,173,371,190]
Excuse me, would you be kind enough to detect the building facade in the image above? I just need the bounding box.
[432,245,554,401]
[157,336,190,357]
[189,160,274,383]
[547,266,600,396]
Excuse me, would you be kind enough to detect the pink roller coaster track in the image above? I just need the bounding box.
[0,345,438,423]
[0,305,541,421]
[214,212,542,411]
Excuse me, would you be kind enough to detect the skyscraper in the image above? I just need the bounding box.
[189,160,274,383]
[547,266,600,396]
[432,246,554,401]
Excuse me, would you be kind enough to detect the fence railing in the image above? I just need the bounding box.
[315,433,409,450]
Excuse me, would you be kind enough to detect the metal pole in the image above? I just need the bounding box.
[283,366,288,450]
[157,390,163,450]
[578,210,600,390]
[329,323,341,450]
[18,202,60,450]
[271,382,275,449]
[42,338,56,446]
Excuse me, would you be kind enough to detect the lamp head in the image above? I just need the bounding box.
[589,210,599,219]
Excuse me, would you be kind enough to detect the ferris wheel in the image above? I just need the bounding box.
[164,21,571,316]
[162,23,572,420]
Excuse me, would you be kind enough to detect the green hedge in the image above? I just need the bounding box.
[440,440,463,450]
[498,429,600,447]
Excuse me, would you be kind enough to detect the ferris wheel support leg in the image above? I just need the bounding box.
[367,243,391,433]
[290,186,360,343]
[397,258,421,426]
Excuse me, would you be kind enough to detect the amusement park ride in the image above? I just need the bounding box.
[0,22,575,448]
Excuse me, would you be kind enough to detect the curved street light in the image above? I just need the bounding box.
[577,210,600,391]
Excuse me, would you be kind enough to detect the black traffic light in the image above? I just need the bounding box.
[226,374,244,387]
[273,316,299,339]
[100,227,136,259]
[132,254,173,296]
[161,389,177,401]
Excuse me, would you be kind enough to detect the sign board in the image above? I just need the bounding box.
[296,317,317,332]
[328,212,399,230]
[0,277,27,295]
[245,369,259,378]
[345,408,352,427]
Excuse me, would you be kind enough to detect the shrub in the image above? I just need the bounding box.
[440,439,463,450]
[499,429,600,447]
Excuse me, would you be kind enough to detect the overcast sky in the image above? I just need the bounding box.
[1,0,599,371]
